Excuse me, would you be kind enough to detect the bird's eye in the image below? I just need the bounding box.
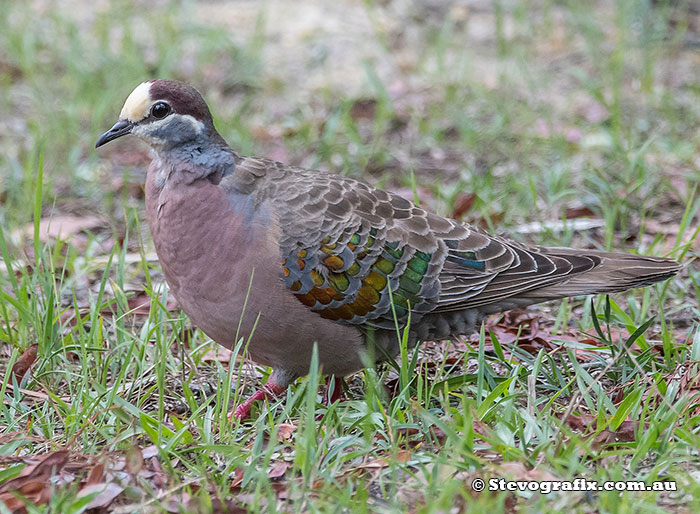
[151,102,171,119]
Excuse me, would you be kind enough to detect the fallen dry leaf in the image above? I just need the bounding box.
[0,432,48,446]
[355,457,390,470]
[468,309,602,361]
[0,450,70,511]
[9,344,37,384]
[126,292,179,316]
[395,450,412,463]
[200,346,234,364]
[101,292,179,318]
[76,482,125,510]
[1,384,72,409]
[147,454,166,489]
[349,98,377,120]
[490,461,559,483]
[451,192,477,219]
[230,467,244,488]
[276,423,297,441]
[85,462,105,485]
[428,426,447,446]
[0,451,70,491]
[472,419,491,440]
[565,204,596,219]
[165,491,192,513]
[562,413,643,448]
[141,445,159,459]
[16,215,105,244]
[125,445,144,475]
[268,461,290,480]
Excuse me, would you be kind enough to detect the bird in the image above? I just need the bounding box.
[96,79,680,418]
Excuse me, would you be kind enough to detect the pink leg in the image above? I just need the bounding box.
[323,376,346,406]
[231,380,288,419]
[316,376,347,421]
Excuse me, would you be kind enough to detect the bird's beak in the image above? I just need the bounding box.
[95,119,134,148]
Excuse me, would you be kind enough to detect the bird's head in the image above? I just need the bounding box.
[96,80,216,151]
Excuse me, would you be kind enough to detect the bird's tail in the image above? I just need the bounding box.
[521,248,680,301]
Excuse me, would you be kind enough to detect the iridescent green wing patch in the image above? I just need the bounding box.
[282,227,440,328]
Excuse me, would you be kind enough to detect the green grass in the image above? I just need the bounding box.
[0,0,699,512]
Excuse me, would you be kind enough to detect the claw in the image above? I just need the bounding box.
[229,372,343,420]
[230,381,287,420]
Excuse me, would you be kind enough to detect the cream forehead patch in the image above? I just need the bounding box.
[119,82,153,122]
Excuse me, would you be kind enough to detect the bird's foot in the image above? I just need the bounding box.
[315,376,346,421]
[322,376,346,406]
[231,381,287,420]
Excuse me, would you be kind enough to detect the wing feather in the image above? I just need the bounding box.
[228,157,673,330]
